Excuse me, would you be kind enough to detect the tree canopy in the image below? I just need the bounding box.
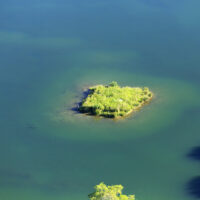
[88,182,135,200]
[79,81,152,118]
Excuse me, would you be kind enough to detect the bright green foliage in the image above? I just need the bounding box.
[79,81,152,118]
[88,182,135,200]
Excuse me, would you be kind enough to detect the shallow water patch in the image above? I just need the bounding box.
[27,67,200,141]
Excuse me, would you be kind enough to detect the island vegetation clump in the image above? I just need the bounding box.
[78,81,152,118]
[88,182,135,200]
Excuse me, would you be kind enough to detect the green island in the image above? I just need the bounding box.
[78,81,153,118]
[88,182,135,200]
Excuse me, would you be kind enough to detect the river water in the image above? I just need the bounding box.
[0,0,200,199]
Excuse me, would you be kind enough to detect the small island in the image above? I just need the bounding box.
[88,182,135,200]
[78,81,153,118]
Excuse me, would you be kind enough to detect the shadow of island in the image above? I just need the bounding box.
[188,147,200,161]
[71,89,90,113]
[187,176,200,199]
[186,146,200,199]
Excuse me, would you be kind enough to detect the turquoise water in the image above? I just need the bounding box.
[0,0,200,199]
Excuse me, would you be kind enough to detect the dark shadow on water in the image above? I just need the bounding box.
[71,89,90,113]
[187,176,200,199]
[186,146,200,199]
[188,147,200,161]
[71,104,80,113]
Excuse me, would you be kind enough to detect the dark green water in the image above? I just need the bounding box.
[0,0,200,199]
